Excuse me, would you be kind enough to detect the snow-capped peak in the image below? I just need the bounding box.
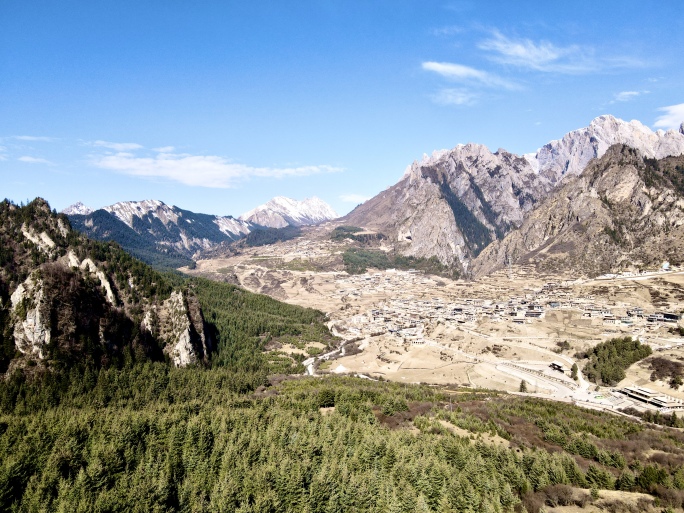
[61,202,93,216]
[103,199,173,228]
[529,114,684,182]
[240,196,338,228]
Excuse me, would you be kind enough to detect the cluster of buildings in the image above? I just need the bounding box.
[335,275,681,344]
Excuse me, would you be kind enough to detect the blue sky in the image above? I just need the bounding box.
[1,0,683,217]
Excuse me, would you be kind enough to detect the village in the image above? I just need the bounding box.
[186,228,684,417]
[322,267,684,416]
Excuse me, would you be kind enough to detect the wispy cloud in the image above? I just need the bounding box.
[431,25,463,37]
[13,135,56,142]
[478,31,646,74]
[18,156,54,165]
[153,146,175,153]
[92,140,144,151]
[609,90,649,104]
[430,88,478,106]
[340,194,370,204]
[0,146,7,161]
[93,151,342,188]
[422,61,518,90]
[653,103,684,130]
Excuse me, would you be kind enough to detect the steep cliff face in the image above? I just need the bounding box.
[471,145,684,278]
[342,116,684,271]
[143,290,212,367]
[0,198,212,374]
[10,274,50,358]
[344,143,552,269]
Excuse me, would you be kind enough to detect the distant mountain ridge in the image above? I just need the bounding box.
[239,196,338,228]
[343,115,684,273]
[66,200,254,268]
[62,196,337,268]
[61,202,93,216]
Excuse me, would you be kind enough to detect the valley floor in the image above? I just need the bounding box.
[183,234,684,416]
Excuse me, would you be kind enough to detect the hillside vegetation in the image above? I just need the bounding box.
[244,225,302,247]
[3,373,684,511]
[580,337,652,386]
[343,248,459,279]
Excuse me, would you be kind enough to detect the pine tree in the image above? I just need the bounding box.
[519,380,528,393]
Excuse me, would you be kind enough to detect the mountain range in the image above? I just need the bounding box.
[61,115,684,279]
[471,144,684,277]
[342,115,684,274]
[64,196,339,268]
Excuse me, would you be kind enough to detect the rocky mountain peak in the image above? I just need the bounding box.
[61,202,93,216]
[531,115,684,183]
[239,196,338,229]
[471,144,684,278]
[102,199,172,228]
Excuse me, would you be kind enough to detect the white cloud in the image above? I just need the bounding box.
[615,91,640,102]
[609,90,649,104]
[340,194,371,203]
[13,135,56,142]
[431,88,478,106]
[92,140,144,151]
[93,152,342,188]
[478,31,645,74]
[653,103,684,130]
[18,156,54,165]
[153,146,175,153]
[421,61,518,90]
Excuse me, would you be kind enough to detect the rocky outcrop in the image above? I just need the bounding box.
[152,291,211,367]
[10,274,50,358]
[0,198,215,372]
[471,145,684,278]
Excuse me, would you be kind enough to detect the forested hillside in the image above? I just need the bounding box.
[2,372,684,511]
[0,198,336,380]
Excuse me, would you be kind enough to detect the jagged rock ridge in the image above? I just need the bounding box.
[343,115,684,272]
[240,196,338,228]
[471,145,684,278]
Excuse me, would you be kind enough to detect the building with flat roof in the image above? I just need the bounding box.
[619,386,682,410]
